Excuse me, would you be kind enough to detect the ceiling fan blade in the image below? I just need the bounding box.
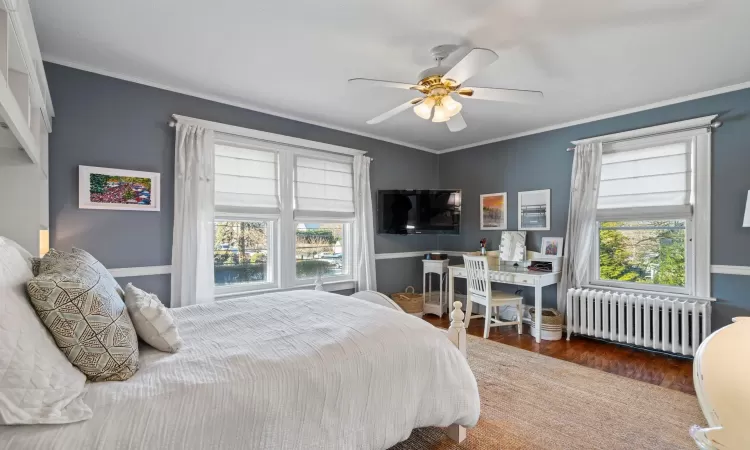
[446,113,467,133]
[349,78,420,90]
[458,86,543,104]
[366,98,423,125]
[441,48,499,86]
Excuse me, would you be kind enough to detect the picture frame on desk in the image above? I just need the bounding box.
[480,193,507,230]
[541,237,564,257]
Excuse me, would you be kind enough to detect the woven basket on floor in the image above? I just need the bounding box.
[529,307,563,341]
[529,307,564,326]
[390,286,423,316]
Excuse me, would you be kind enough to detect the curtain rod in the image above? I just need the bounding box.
[168,115,372,160]
[566,121,722,152]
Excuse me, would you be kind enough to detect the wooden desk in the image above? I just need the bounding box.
[448,263,562,343]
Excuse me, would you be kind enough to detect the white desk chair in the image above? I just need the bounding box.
[463,255,524,339]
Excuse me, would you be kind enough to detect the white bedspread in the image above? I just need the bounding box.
[0,291,479,449]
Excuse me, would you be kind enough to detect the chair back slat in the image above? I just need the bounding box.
[463,255,491,299]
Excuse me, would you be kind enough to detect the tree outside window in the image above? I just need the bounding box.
[214,221,269,285]
[598,220,686,288]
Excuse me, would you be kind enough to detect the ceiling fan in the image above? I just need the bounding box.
[349,45,543,132]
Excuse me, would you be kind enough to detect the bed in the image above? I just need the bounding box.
[1,290,479,449]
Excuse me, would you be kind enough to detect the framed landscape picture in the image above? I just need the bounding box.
[480,193,507,230]
[518,189,550,230]
[79,166,160,211]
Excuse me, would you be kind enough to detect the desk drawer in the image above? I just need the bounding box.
[490,273,512,282]
[513,275,535,285]
[490,273,535,285]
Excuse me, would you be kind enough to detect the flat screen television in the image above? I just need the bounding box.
[377,190,461,235]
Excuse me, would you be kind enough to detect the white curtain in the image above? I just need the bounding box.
[353,155,376,291]
[557,142,602,314]
[171,123,215,307]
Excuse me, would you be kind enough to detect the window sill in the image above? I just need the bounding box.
[215,279,357,301]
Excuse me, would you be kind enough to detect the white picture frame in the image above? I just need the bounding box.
[79,165,160,211]
[541,237,564,257]
[480,192,507,230]
[518,189,550,231]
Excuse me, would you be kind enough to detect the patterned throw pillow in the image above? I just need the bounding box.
[124,283,182,353]
[31,257,41,276]
[71,248,125,298]
[40,248,124,298]
[27,254,139,381]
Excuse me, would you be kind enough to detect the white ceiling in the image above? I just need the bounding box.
[31,0,750,152]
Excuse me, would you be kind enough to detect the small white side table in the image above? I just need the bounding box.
[423,259,450,317]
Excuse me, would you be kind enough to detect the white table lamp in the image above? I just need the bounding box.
[744,190,750,227]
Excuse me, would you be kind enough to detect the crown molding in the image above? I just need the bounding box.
[436,80,750,154]
[42,55,440,154]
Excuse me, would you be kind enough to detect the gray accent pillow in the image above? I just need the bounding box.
[27,252,139,381]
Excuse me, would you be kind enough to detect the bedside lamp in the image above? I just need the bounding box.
[39,229,49,257]
[744,191,750,228]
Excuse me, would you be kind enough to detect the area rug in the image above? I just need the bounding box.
[392,335,704,449]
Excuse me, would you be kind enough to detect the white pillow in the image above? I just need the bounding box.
[0,240,92,424]
[124,283,182,353]
[0,236,34,271]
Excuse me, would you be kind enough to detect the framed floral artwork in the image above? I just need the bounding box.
[79,166,160,211]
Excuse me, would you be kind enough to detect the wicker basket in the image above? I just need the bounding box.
[529,307,563,341]
[390,286,424,316]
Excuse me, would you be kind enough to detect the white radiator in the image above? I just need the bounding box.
[566,288,712,356]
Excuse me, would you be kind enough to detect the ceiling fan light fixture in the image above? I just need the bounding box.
[431,104,450,123]
[432,96,461,123]
[353,45,542,129]
[442,95,463,116]
[413,97,435,120]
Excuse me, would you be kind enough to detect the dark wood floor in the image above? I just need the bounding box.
[423,314,696,395]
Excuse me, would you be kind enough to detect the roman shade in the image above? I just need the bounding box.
[597,141,693,220]
[294,155,354,220]
[215,144,279,215]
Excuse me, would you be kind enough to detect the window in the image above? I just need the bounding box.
[214,220,272,286]
[213,135,357,295]
[598,220,686,289]
[588,117,713,297]
[295,223,349,280]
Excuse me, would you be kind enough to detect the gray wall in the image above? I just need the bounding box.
[46,62,750,327]
[46,63,438,303]
[438,87,750,328]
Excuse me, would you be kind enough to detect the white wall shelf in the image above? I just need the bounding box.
[0,0,53,253]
